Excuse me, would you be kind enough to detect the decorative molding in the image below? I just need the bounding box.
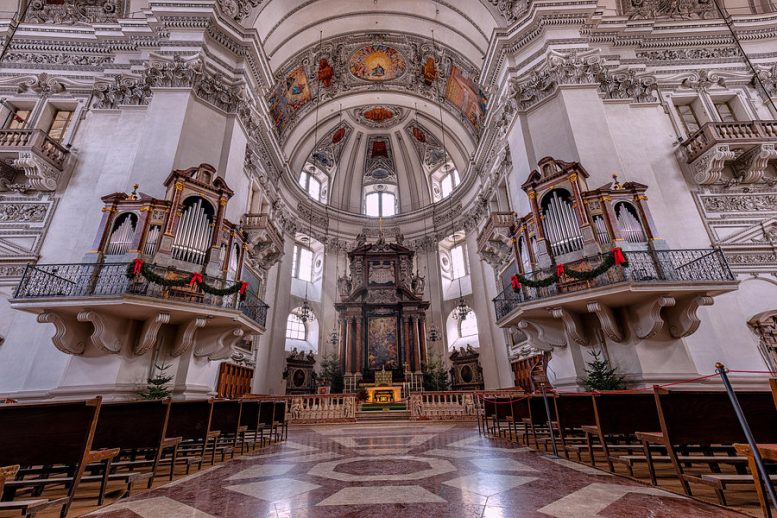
[631,295,675,339]
[171,316,208,357]
[216,0,262,21]
[92,76,153,110]
[144,55,203,88]
[25,0,125,25]
[37,311,88,355]
[134,312,170,355]
[517,319,566,350]
[587,301,623,342]
[733,144,777,184]
[620,0,716,20]
[700,192,777,213]
[666,296,714,338]
[17,73,66,96]
[549,307,588,346]
[77,310,127,354]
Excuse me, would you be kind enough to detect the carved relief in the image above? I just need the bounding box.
[621,0,715,20]
[93,76,152,109]
[689,144,736,185]
[748,311,777,370]
[25,0,124,25]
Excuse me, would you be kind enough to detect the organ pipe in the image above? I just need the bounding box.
[542,191,583,257]
[593,215,610,245]
[616,204,647,244]
[105,215,135,255]
[144,225,161,255]
[172,199,211,264]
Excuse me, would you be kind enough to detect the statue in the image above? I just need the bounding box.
[396,233,404,245]
[291,398,303,420]
[355,233,367,247]
[463,393,475,415]
[343,398,354,418]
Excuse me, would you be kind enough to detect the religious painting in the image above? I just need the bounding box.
[371,139,388,158]
[422,56,437,85]
[267,66,311,133]
[363,106,394,123]
[444,66,488,130]
[318,58,334,88]
[349,45,407,81]
[367,317,398,370]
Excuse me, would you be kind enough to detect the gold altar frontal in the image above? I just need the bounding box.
[364,386,402,404]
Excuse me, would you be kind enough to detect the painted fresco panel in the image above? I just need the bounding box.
[444,66,488,130]
[268,66,311,133]
[367,316,398,369]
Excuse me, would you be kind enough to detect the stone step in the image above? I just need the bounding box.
[355,410,411,421]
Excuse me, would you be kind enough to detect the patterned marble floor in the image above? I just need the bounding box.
[86,422,748,518]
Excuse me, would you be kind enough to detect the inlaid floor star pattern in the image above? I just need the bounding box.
[86,422,748,518]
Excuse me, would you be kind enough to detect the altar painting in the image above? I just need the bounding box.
[367,317,398,369]
[268,66,311,133]
[445,66,488,130]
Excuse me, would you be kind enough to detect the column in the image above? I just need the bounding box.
[338,317,346,372]
[403,316,411,372]
[345,318,353,374]
[355,318,362,376]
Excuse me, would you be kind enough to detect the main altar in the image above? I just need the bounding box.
[335,233,429,392]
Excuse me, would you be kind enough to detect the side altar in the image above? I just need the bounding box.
[336,233,429,391]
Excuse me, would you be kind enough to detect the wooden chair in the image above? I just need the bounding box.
[552,393,596,460]
[90,399,174,491]
[0,398,114,518]
[584,393,661,473]
[649,389,777,504]
[165,399,215,471]
[211,400,246,459]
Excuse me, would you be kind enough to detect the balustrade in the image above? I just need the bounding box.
[0,128,69,169]
[284,394,357,423]
[683,120,777,162]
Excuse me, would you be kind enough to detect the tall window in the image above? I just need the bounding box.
[458,310,478,338]
[365,192,396,217]
[299,171,322,202]
[47,109,73,142]
[285,313,306,340]
[4,108,30,129]
[292,244,314,282]
[440,169,461,199]
[714,101,736,123]
[676,104,700,134]
[450,243,468,280]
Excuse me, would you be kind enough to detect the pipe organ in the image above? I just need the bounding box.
[88,163,283,299]
[508,157,660,275]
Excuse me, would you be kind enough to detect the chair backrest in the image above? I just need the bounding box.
[509,397,530,420]
[0,398,101,468]
[258,401,275,426]
[92,399,171,451]
[0,465,20,494]
[273,401,287,423]
[166,399,214,441]
[593,393,660,436]
[554,394,596,429]
[239,400,260,430]
[770,378,777,410]
[210,400,242,434]
[655,389,777,445]
[528,395,555,425]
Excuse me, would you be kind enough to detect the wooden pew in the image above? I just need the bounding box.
[257,400,279,443]
[273,401,288,442]
[165,399,215,471]
[0,398,115,518]
[90,399,173,493]
[552,393,597,460]
[523,396,556,449]
[584,393,661,472]
[648,389,777,504]
[771,378,777,410]
[239,400,268,450]
[211,400,246,459]
[505,397,530,445]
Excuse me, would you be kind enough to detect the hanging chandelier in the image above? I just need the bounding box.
[427,322,441,342]
[452,297,471,321]
[296,299,315,323]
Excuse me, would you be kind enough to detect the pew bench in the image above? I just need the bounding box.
[1,464,68,518]
[683,472,777,507]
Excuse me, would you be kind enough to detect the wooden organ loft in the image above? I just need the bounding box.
[479,157,738,357]
[11,164,283,365]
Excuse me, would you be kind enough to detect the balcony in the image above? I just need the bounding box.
[242,213,285,268]
[0,129,71,191]
[11,262,268,359]
[476,211,515,267]
[681,121,777,184]
[493,249,738,348]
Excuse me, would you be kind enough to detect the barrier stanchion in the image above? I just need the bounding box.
[716,362,777,512]
[540,383,559,457]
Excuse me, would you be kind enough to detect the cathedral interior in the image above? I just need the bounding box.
[1,0,777,516]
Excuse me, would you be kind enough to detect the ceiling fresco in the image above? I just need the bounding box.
[265,33,489,145]
[353,105,406,128]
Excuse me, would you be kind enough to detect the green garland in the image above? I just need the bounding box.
[126,261,246,297]
[512,249,628,291]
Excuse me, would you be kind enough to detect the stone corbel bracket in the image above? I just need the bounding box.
[37,311,90,355]
[134,312,171,356]
[689,144,736,185]
[194,327,245,361]
[550,307,588,346]
[587,302,624,342]
[171,317,208,357]
[12,152,61,192]
[77,310,130,354]
[630,295,676,339]
[518,319,567,351]
[734,143,777,184]
[666,296,714,338]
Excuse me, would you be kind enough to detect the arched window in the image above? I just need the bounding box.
[458,310,478,338]
[292,243,314,282]
[285,313,306,340]
[365,191,396,217]
[440,169,461,199]
[299,171,322,201]
[450,243,468,280]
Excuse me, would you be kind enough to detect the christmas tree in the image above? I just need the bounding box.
[138,363,174,399]
[422,355,449,391]
[582,350,626,391]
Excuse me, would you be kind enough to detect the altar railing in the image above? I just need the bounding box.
[409,389,525,421]
[265,394,358,424]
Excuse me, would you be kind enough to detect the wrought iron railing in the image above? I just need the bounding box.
[493,249,735,321]
[13,262,269,328]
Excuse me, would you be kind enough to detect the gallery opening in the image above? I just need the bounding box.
[0,0,777,516]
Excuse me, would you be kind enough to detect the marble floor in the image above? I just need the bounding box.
[85,422,749,518]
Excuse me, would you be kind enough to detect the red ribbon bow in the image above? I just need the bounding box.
[189,272,203,286]
[510,275,521,289]
[239,281,248,295]
[555,263,565,277]
[611,247,626,265]
[132,258,144,275]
